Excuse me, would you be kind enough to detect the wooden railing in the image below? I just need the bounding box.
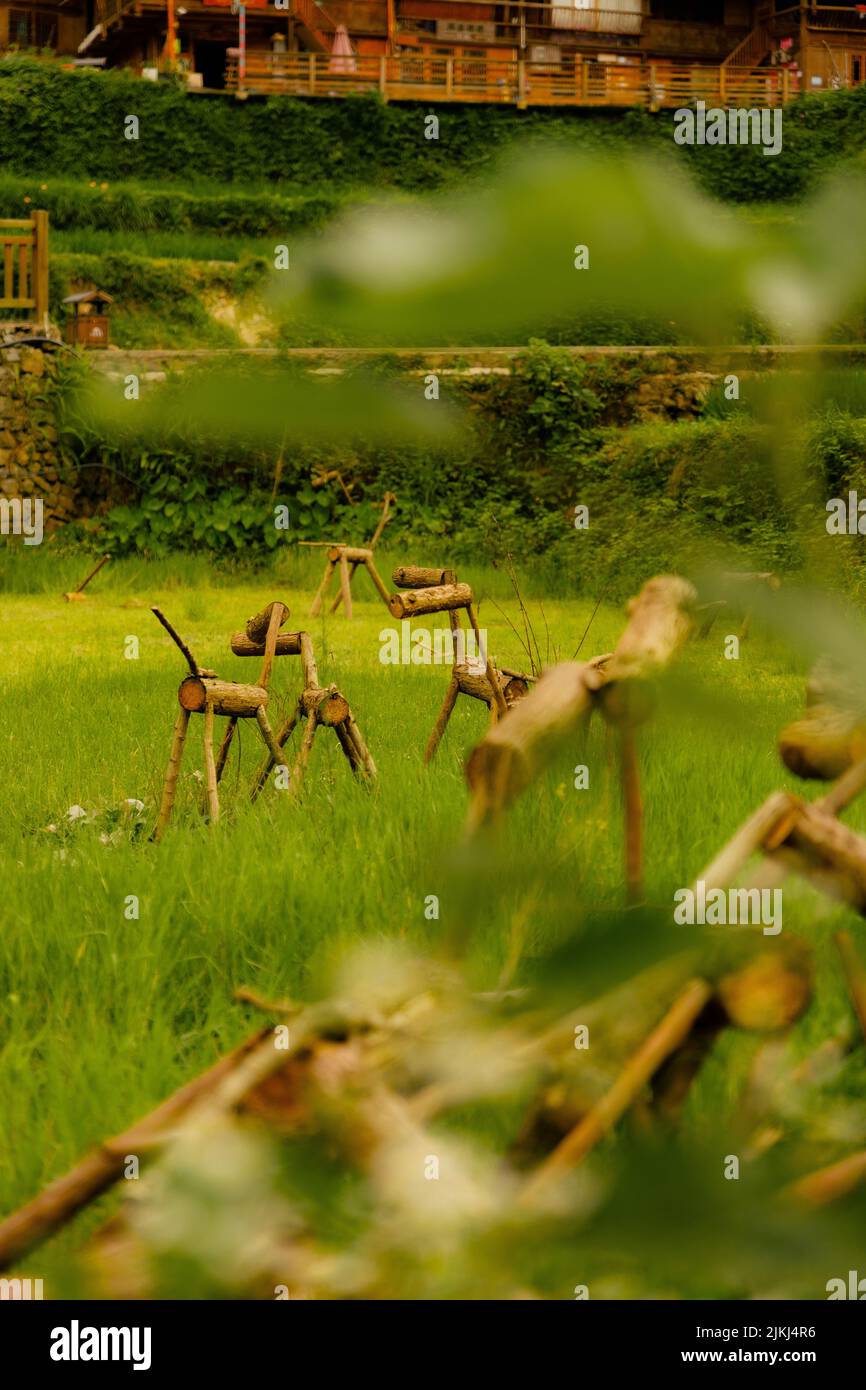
[0,212,49,327]
[225,52,800,107]
[808,4,866,30]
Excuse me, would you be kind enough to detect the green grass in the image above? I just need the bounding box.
[1,559,865,1295]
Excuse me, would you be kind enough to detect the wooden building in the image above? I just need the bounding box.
[3,3,866,106]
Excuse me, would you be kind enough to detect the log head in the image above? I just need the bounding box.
[245,601,290,645]
[301,685,351,726]
[718,946,812,1032]
[779,710,866,781]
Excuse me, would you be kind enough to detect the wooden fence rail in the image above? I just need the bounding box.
[0,212,49,327]
[224,54,799,108]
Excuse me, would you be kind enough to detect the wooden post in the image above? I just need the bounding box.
[33,209,49,331]
[153,708,190,842]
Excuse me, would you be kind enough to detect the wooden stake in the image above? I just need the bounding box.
[64,552,110,601]
[203,702,219,824]
[521,978,713,1205]
[152,707,190,842]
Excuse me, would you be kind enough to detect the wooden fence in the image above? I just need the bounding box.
[0,212,49,327]
[224,53,799,108]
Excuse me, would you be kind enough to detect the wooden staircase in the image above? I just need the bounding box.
[291,0,336,54]
[722,22,773,70]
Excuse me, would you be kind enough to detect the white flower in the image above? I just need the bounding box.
[66,805,88,822]
[125,799,145,813]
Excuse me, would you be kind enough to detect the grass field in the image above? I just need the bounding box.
[2,553,866,1295]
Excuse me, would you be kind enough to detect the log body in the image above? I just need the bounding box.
[465,661,597,817]
[327,545,372,564]
[230,631,302,658]
[388,582,473,620]
[392,566,456,589]
[179,677,268,718]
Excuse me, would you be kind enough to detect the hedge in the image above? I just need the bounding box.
[4,57,866,202]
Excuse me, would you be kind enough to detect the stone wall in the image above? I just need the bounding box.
[0,346,74,532]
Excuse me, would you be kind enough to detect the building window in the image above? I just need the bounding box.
[10,9,58,48]
[552,0,644,36]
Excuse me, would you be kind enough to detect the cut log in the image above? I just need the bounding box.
[464,660,598,830]
[392,566,456,589]
[455,662,530,707]
[230,631,303,659]
[598,575,696,725]
[245,600,289,645]
[178,677,268,719]
[388,582,473,620]
[328,545,372,564]
[300,685,351,727]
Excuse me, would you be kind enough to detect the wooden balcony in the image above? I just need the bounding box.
[224,51,800,108]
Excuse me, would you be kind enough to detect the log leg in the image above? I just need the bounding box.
[203,702,220,825]
[364,557,393,609]
[214,716,238,785]
[309,559,336,618]
[250,706,299,801]
[289,711,319,793]
[346,711,376,779]
[329,560,361,615]
[334,718,364,774]
[152,707,190,842]
[620,726,643,905]
[424,677,460,765]
[468,602,507,719]
[339,550,353,621]
[255,705,290,771]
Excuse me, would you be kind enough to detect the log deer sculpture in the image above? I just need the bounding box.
[389,566,532,763]
[151,601,374,840]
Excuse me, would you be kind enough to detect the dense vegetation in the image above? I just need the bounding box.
[3,56,866,203]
